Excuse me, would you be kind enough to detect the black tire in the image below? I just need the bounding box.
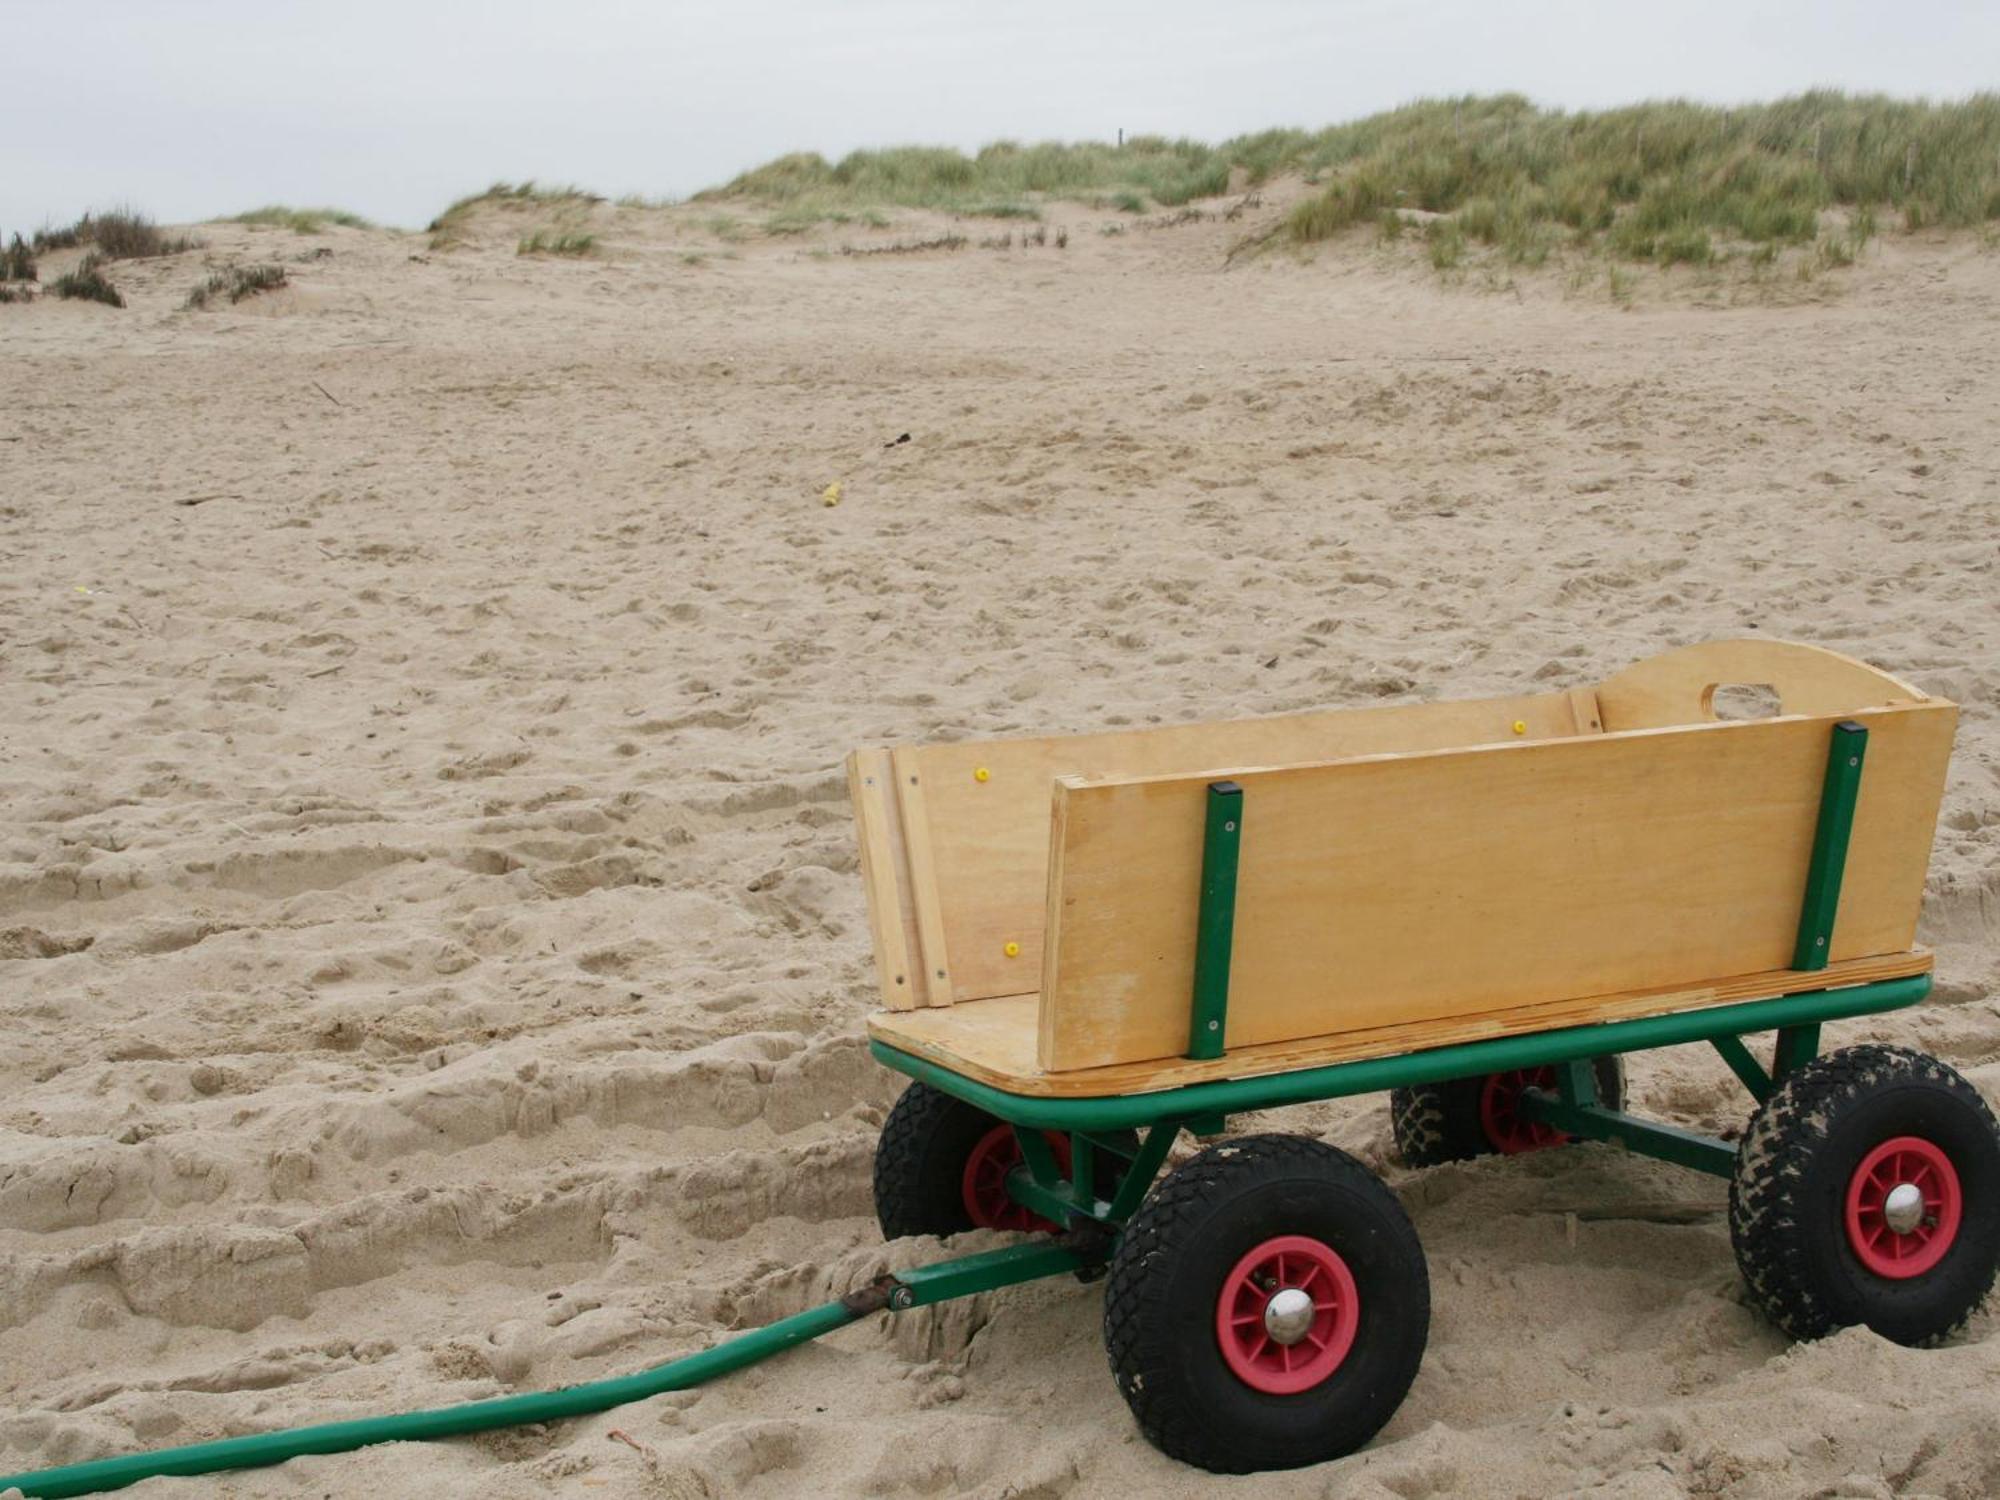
[1390,1056,1626,1167]
[1102,1134,1429,1473]
[872,1081,1135,1240]
[1729,1044,2000,1346]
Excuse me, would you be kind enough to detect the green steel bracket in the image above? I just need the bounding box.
[1793,720,1868,971]
[888,1238,1091,1307]
[1518,1090,1738,1178]
[1187,781,1243,1060]
[1012,1125,1062,1188]
[1773,1022,1821,1078]
[1102,1123,1181,1220]
[1555,1057,1601,1108]
[1710,1034,1774,1101]
[1006,1169,1097,1226]
[872,975,1931,1135]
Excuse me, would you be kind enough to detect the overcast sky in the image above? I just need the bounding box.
[3,0,1994,234]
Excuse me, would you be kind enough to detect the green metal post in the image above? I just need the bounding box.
[1186,781,1243,1060]
[1710,1035,1773,1101]
[1012,1125,1062,1187]
[1555,1057,1600,1107]
[1772,1023,1821,1078]
[1792,720,1868,971]
[1102,1123,1181,1221]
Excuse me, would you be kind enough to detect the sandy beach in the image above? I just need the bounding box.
[2,189,1997,1497]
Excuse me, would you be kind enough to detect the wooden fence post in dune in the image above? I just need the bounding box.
[1905,142,1917,191]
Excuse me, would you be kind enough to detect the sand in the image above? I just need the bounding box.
[2,187,1997,1499]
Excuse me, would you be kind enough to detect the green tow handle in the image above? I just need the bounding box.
[0,1240,1085,1499]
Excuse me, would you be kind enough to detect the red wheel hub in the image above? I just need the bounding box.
[1213,1234,1360,1395]
[1844,1135,1962,1279]
[1478,1067,1568,1154]
[960,1125,1071,1232]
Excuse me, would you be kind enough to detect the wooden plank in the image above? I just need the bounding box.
[846,748,925,1010]
[897,688,1595,1006]
[1038,702,1957,1073]
[868,949,1936,1098]
[1567,686,1603,735]
[890,746,956,1006]
[1595,638,1928,731]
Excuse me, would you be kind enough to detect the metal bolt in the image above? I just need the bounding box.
[888,1287,915,1311]
[1207,1020,1219,1031]
[1816,936,1826,947]
[1848,757,1859,767]
[1263,1287,1316,1345]
[1882,1182,1925,1235]
[1224,821,1236,833]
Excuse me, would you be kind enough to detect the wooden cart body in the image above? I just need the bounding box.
[854,640,1955,1099]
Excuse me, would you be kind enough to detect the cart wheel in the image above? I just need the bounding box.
[1102,1134,1428,1473]
[1390,1056,1625,1166]
[872,1082,1135,1240]
[1729,1044,2000,1346]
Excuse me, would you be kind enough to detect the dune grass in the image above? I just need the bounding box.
[228,205,374,234]
[1282,93,2000,266]
[708,138,1230,221]
[517,230,598,257]
[35,209,201,261]
[2,233,34,281]
[52,254,123,307]
[702,92,1998,266]
[428,181,603,249]
[184,263,289,310]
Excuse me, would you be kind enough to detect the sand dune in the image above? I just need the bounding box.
[1,190,1997,1497]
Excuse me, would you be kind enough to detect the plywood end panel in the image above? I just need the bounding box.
[1595,639,1934,731]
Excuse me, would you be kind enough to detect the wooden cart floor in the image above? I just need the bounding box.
[866,950,1934,1098]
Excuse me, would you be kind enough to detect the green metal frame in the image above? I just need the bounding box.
[871,975,1928,1137]
[876,974,1928,1205]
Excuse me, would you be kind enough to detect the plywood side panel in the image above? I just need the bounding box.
[870,950,1934,1098]
[1039,703,1957,1073]
[901,689,1592,1006]
[846,748,925,1010]
[1595,638,1928,731]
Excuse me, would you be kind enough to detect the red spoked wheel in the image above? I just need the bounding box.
[1477,1067,1568,1155]
[1844,1135,1963,1279]
[961,1125,1072,1232]
[1213,1234,1361,1395]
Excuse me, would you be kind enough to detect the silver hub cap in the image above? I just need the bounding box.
[1882,1181,1926,1235]
[1262,1287,1316,1345]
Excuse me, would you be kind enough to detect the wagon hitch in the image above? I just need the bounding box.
[0,1238,1094,1499]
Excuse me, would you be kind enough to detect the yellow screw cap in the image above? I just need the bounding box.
[974,767,990,783]
[1512,720,1528,735]
[1003,941,1020,958]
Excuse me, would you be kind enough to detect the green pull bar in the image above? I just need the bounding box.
[1187,780,1243,1060]
[1792,720,1867,971]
